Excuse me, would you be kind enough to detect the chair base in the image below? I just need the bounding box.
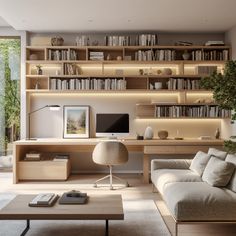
[93,173,129,190]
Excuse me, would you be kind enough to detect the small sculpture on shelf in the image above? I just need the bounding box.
[35,79,40,90]
[158,130,168,140]
[36,65,43,75]
[144,126,153,140]
[51,36,64,46]
[215,128,220,139]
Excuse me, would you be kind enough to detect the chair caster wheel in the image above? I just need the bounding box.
[126,183,129,187]
[93,184,97,188]
[110,186,114,190]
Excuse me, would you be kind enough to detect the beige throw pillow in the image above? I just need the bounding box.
[208,148,227,160]
[225,154,236,192]
[189,151,211,176]
[202,156,235,187]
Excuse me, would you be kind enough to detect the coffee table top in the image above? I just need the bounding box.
[0,194,124,220]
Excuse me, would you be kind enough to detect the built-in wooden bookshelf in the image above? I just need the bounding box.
[25,44,231,119]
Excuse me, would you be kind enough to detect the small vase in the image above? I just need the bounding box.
[158,130,168,140]
[182,51,190,60]
[215,128,220,139]
[144,126,154,140]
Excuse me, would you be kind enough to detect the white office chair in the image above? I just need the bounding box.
[92,141,129,190]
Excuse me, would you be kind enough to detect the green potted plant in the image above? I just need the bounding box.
[200,60,236,153]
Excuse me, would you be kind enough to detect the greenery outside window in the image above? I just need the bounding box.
[0,38,20,168]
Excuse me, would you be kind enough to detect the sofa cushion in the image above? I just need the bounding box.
[163,182,236,221]
[202,156,235,187]
[208,148,227,160]
[151,169,202,195]
[189,151,211,176]
[225,154,236,193]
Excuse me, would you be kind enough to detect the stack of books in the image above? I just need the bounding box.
[24,152,41,161]
[29,193,58,207]
[89,51,104,60]
[59,190,88,204]
[53,154,70,162]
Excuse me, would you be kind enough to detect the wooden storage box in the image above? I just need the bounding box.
[18,159,71,180]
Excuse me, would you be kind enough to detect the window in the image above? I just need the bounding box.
[0,38,20,169]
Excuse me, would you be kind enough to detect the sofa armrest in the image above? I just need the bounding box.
[151,159,191,172]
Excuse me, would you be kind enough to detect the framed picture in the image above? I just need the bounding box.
[63,106,90,138]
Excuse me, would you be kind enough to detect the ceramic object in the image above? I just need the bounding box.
[162,68,172,75]
[215,128,220,139]
[29,54,38,60]
[182,51,190,60]
[158,130,168,139]
[154,82,162,90]
[51,36,64,46]
[144,126,154,140]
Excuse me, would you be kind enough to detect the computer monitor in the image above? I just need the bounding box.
[96,113,129,138]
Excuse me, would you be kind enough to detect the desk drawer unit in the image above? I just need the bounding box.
[18,160,71,180]
[144,145,222,154]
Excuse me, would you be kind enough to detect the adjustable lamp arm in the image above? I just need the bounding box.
[27,105,60,140]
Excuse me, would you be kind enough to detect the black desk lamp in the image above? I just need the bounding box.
[27,105,60,140]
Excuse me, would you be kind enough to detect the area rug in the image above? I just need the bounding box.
[0,194,170,236]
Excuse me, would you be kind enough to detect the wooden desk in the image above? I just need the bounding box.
[13,138,224,184]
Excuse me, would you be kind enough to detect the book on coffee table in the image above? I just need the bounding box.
[29,193,59,207]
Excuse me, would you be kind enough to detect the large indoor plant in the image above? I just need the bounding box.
[200,60,236,153]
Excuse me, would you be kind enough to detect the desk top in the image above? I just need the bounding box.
[14,138,224,146]
[0,194,124,220]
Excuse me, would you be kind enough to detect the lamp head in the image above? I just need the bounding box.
[47,105,61,111]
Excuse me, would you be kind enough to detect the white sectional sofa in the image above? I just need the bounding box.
[151,148,236,236]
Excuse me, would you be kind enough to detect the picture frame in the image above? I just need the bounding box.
[63,105,90,138]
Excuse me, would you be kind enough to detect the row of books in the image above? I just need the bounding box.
[104,35,131,46]
[89,51,104,60]
[64,63,81,75]
[134,49,175,61]
[167,78,201,90]
[191,50,229,61]
[195,66,217,75]
[47,49,81,61]
[50,78,127,90]
[155,105,231,118]
[135,34,158,46]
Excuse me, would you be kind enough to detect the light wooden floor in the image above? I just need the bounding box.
[0,172,236,236]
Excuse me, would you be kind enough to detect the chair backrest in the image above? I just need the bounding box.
[92,141,128,166]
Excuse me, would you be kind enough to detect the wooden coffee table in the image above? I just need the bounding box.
[0,194,124,236]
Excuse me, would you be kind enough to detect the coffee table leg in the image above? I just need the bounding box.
[20,219,30,236]
[105,219,109,236]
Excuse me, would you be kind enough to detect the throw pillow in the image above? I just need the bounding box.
[189,151,211,176]
[225,154,236,192]
[208,148,227,160]
[202,156,235,187]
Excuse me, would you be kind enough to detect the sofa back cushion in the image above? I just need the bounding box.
[189,151,211,176]
[202,156,235,187]
[208,148,227,160]
[225,154,236,192]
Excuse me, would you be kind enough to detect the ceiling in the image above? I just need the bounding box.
[0,16,9,27]
[0,0,236,33]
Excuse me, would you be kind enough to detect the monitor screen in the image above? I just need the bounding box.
[96,113,129,137]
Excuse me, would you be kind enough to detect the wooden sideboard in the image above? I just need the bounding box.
[13,138,224,184]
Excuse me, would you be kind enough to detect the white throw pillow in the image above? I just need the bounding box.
[225,154,236,192]
[189,151,211,176]
[202,156,235,187]
[208,148,227,160]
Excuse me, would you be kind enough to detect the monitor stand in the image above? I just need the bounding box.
[108,136,118,140]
